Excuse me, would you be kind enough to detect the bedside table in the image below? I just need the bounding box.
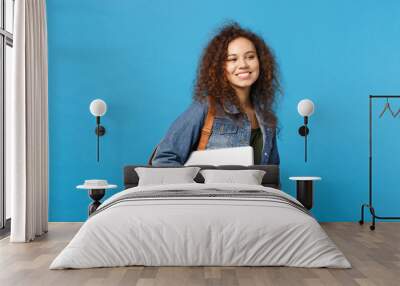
[77,180,117,215]
[289,176,321,210]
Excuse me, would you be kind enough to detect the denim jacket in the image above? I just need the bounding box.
[151,99,280,166]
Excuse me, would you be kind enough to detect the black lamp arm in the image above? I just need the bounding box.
[298,117,309,137]
[95,117,106,136]
[298,116,310,162]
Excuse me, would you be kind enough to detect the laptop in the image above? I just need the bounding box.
[184,146,254,166]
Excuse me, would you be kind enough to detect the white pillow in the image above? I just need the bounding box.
[135,167,201,186]
[200,169,266,185]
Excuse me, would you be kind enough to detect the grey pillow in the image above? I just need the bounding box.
[200,169,266,185]
[135,167,201,186]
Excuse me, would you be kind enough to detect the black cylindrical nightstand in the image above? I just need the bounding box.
[289,177,321,210]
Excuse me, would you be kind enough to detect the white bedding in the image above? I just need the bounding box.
[50,183,351,269]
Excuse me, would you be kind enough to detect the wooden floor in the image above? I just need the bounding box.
[0,223,399,286]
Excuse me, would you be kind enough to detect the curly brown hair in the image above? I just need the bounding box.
[193,22,281,128]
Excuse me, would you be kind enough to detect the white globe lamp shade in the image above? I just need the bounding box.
[90,99,107,117]
[297,99,314,117]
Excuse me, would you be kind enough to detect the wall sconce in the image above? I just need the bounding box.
[89,99,107,162]
[297,99,315,162]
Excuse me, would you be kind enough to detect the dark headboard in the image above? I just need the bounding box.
[124,165,280,189]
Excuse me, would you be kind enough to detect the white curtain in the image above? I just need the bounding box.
[8,0,49,242]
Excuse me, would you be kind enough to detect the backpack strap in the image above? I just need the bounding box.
[147,145,157,165]
[197,96,216,150]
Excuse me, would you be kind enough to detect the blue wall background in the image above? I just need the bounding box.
[47,0,400,222]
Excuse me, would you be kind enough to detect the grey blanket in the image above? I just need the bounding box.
[50,184,351,269]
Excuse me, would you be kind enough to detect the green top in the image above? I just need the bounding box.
[250,128,263,165]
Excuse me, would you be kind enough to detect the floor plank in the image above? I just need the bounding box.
[0,222,399,286]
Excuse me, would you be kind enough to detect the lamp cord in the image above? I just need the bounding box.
[305,132,308,162]
[97,124,100,162]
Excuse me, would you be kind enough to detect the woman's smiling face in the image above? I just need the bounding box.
[225,37,260,89]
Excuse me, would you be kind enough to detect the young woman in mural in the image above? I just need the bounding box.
[151,22,280,166]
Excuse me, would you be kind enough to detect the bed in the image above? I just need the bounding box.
[50,165,350,269]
